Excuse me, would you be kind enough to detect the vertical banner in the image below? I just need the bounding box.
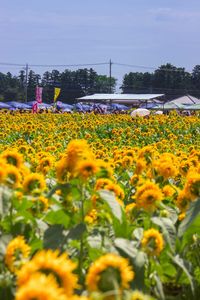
[36,86,43,103]
[54,87,61,102]
[32,102,38,113]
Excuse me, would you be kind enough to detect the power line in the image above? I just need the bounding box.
[29,62,108,67]
[0,61,194,73]
[0,62,108,68]
[0,62,25,67]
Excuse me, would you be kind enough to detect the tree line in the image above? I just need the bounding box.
[121,64,200,100]
[0,63,200,103]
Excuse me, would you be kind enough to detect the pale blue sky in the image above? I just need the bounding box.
[0,0,200,87]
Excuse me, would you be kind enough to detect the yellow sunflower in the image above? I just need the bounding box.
[135,181,163,212]
[15,273,68,300]
[65,139,94,173]
[95,178,114,190]
[75,159,99,180]
[86,253,134,292]
[23,173,46,193]
[131,290,151,300]
[17,249,77,297]
[1,149,23,168]
[141,229,164,256]
[184,171,200,200]
[5,236,30,273]
[4,165,22,188]
[176,189,191,212]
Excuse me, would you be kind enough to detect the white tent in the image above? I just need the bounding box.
[168,95,200,106]
[77,94,164,105]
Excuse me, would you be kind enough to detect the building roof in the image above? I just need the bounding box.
[78,93,164,102]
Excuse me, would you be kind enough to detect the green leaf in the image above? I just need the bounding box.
[99,190,122,222]
[114,238,146,290]
[43,225,65,250]
[151,217,176,252]
[88,248,103,261]
[131,251,146,290]
[178,197,200,238]
[133,228,144,241]
[0,235,12,256]
[47,183,71,198]
[169,254,195,295]
[114,238,138,258]
[30,238,43,254]
[45,210,70,228]
[150,272,165,300]
[66,223,86,240]
[0,186,11,216]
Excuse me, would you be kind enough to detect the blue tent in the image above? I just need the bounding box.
[37,103,53,109]
[0,102,11,109]
[7,101,31,109]
[110,103,129,110]
[56,102,74,110]
[75,103,91,112]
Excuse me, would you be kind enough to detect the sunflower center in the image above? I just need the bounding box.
[98,267,121,292]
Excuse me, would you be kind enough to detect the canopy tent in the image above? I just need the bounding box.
[74,103,92,112]
[169,95,200,105]
[77,94,164,105]
[56,102,74,110]
[0,102,11,109]
[140,102,160,109]
[7,101,31,109]
[153,102,186,110]
[182,103,200,110]
[37,103,53,109]
[110,103,129,110]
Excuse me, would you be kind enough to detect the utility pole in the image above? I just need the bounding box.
[25,63,28,103]
[109,59,112,94]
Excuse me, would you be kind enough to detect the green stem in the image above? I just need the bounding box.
[78,184,85,284]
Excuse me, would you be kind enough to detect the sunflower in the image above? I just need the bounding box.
[15,273,68,300]
[135,181,163,212]
[31,196,49,212]
[84,209,98,224]
[75,159,99,180]
[0,164,6,183]
[17,249,77,297]
[121,155,133,168]
[135,159,146,175]
[65,139,94,173]
[23,173,46,193]
[131,290,151,300]
[95,178,114,190]
[5,236,30,273]
[141,229,164,256]
[105,182,125,201]
[162,185,177,198]
[37,156,54,174]
[56,158,69,182]
[4,165,22,188]
[184,171,200,200]
[1,149,23,168]
[96,160,113,178]
[86,253,134,292]
[176,189,191,212]
[125,203,136,214]
[155,160,178,179]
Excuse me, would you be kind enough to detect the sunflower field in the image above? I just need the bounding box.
[0,111,200,300]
